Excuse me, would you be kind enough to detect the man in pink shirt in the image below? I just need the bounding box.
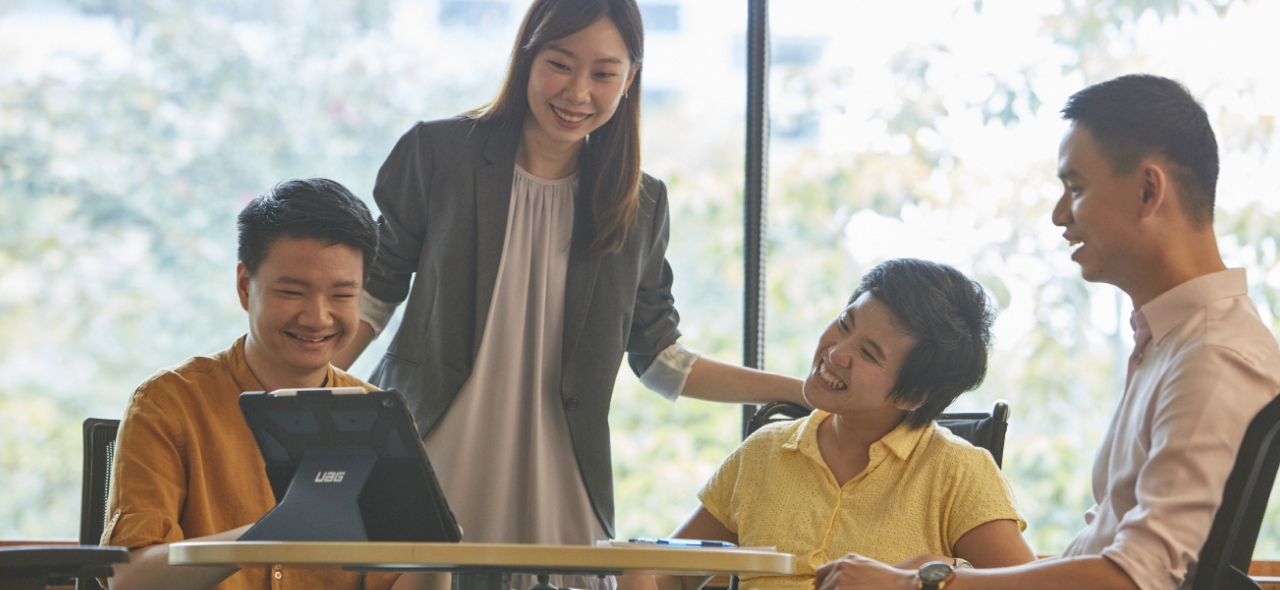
[812,75,1280,590]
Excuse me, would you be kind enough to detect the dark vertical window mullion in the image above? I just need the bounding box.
[742,0,770,439]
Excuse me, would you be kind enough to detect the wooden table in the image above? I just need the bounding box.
[170,541,793,579]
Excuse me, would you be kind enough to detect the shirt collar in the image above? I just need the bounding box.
[782,410,817,452]
[227,334,336,393]
[227,335,265,393]
[787,409,935,462]
[1140,268,1247,346]
[877,418,934,460]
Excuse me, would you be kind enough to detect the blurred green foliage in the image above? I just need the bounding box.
[3,0,1279,565]
[607,0,1280,554]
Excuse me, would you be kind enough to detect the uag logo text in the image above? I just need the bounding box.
[315,471,346,483]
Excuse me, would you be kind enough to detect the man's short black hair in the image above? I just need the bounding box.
[237,178,378,279]
[850,258,995,428]
[1061,74,1218,225]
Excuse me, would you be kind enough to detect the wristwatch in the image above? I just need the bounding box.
[916,561,956,590]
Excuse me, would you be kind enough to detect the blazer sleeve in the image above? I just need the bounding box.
[626,176,682,377]
[366,122,435,304]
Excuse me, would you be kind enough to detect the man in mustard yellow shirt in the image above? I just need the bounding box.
[103,179,425,590]
[653,258,1036,590]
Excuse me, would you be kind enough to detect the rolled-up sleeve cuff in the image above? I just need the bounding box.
[639,343,699,402]
[359,290,398,338]
[103,510,183,549]
[1100,527,1186,590]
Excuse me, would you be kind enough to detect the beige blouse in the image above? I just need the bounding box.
[360,166,698,590]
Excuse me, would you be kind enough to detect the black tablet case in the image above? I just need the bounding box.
[238,388,462,543]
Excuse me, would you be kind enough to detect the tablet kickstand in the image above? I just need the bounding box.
[240,447,377,541]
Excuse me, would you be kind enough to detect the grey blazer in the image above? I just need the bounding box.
[365,117,681,536]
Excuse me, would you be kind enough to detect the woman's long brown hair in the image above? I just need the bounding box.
[468,0,644,254]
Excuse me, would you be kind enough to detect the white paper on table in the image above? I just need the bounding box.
[596,541,778,551]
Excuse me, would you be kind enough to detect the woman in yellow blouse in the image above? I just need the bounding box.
[656,258,1036,590]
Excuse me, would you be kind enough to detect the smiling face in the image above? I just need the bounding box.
[523,17,637,154]
[1053,123,1146,287]
[802,293,918,422]
[237,237,363,390]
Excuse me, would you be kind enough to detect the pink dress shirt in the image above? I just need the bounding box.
[1061,268,1280,590]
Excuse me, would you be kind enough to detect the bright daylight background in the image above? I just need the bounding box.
[2,0,1279,556]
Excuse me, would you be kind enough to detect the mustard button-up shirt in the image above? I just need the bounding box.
[103,337,397,590]
[699,410,1024,590]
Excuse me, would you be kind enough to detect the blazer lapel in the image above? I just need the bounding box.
[472,122,520,360]
[560,193,602,387]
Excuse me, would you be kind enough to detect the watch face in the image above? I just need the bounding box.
[919,562,953,583]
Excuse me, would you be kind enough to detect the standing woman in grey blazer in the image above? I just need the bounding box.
[333,0,803,583]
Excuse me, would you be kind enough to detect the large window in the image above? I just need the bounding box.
[2,0,1278,558]
[749,0,1280,552]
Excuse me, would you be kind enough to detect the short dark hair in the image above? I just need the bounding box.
[850,258,995,428]
[1061,74,1218,225]
[237,178,378,280]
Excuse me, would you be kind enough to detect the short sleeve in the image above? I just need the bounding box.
[697,443,748,534]
[940,442,1026,548]
[103,385,189,549]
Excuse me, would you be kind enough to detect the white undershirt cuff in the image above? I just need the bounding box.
[358,290,397,338]
[639,343,700,402]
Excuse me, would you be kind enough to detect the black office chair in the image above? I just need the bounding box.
[744,401,810,437]
[936,402,1010,469]
[746,400,1011,467]
[78,418,120,590]
[0,546,128,590]
[1191,393,1280,590]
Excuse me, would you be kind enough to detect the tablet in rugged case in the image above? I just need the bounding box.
[237,388,462,543]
